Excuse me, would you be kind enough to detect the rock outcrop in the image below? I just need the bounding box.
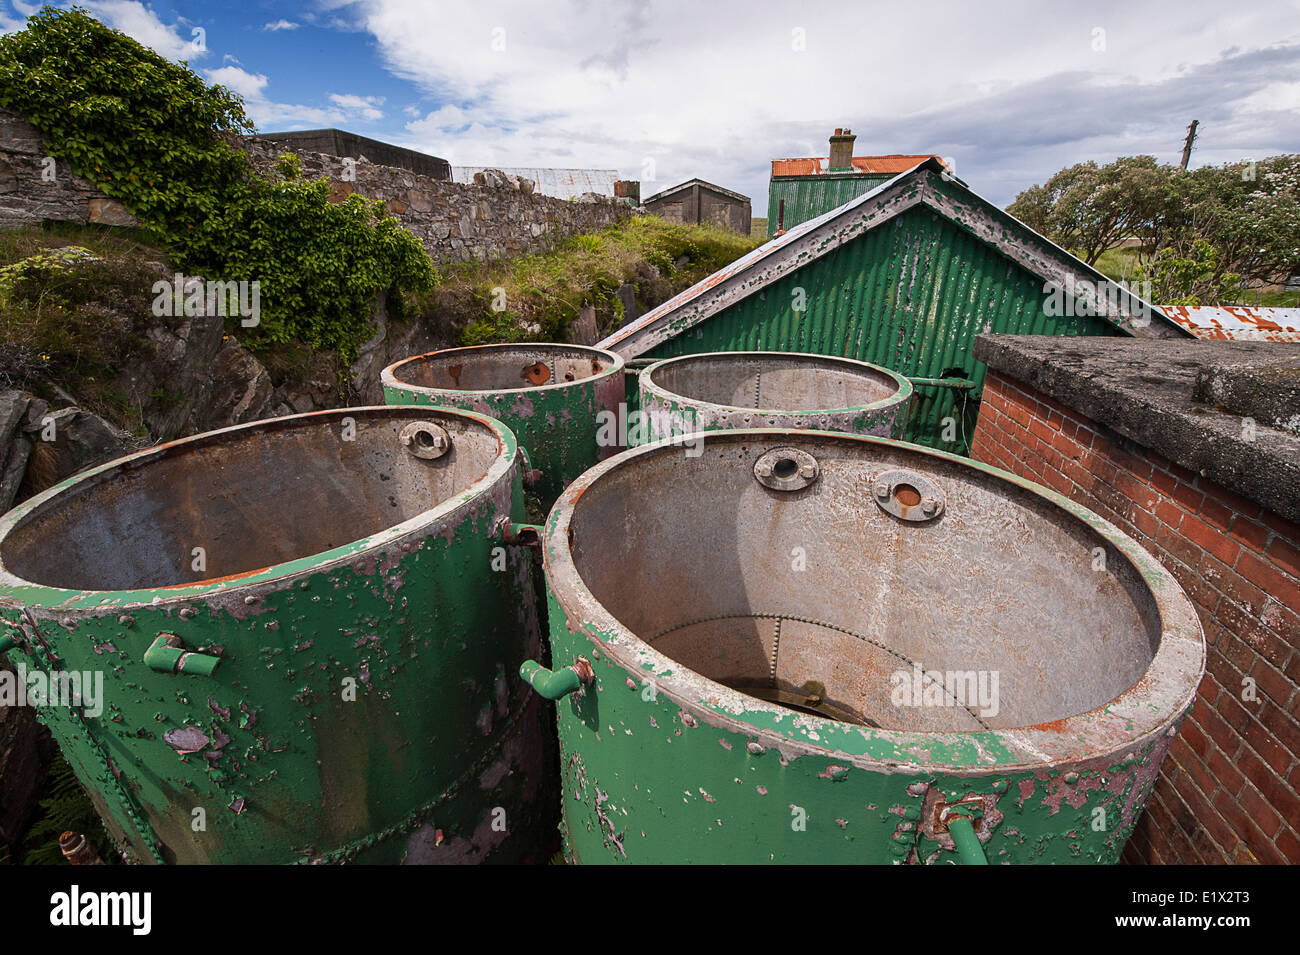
[0,391,129,512]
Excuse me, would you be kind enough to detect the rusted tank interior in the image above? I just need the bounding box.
[388,344,611,391]
[565,432,1163,732]
[0,409,502,593]
[647,353,900,410]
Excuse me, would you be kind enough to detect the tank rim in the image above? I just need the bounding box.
[639,350,913,417]
[382,342,625,397]
[542,428,1206,773]
[0,405,518,610]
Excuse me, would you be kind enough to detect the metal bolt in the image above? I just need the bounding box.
[921,497,937,515]
[800,465,816,479]
[875,482,889,499]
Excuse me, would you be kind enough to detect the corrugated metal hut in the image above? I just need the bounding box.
[767,128,939,237]
[600,158,1191,452]
[642,179,752,234]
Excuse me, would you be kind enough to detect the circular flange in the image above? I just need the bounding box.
[400,421,452,459]
[872,468,945,521]
[754,447,820,491]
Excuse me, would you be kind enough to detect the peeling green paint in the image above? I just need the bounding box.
[533,429,1204,864]
[383,344,625,512]
[636,352,914,444]
[0,408,557,864]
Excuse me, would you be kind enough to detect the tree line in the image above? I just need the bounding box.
[1007,154,1300,305]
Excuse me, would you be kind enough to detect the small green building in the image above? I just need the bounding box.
[767,129,940,237]
[601,158,1188,452]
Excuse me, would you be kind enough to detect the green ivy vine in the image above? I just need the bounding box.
[0,6,436,364]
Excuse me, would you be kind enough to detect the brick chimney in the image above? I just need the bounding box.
[828,128,855,172]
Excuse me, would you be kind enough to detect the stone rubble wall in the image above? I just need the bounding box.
[0,108,631,263]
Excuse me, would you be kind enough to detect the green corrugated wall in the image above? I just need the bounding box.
[646,206,1122,453]
[767,174,893,236]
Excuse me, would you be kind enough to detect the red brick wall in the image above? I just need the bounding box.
[972,372,1300,864]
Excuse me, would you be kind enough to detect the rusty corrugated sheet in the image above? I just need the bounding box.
[770,154,941,177]
[450,166,620,199]
[1160,305,1300,342]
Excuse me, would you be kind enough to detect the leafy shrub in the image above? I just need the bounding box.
[0,7,436,364]
[449,214,756,344]
[0,244,165,393]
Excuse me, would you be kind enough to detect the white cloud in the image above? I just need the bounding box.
[82,0,206,61]
[263,20,300,32]
[205,66,390,129]
[329,93,385,121]
[331,0,1300,212]
[206,65,269,102]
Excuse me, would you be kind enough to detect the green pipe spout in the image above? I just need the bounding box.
[520,657,594,699]
[947,815,989,865]
[144,634,221,676]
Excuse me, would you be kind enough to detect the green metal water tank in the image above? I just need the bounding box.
[382,343,625,512]
[0,407,555,864]
[637,351,912,442]
[522,429,1204,864]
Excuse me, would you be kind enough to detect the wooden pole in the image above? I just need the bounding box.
[1179,120,1199,170]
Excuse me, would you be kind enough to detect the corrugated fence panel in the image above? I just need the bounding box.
[648,207,1120,452]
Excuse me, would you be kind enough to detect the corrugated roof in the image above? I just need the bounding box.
[1160,306,1300,343]
[771,154,942,177]
[450,166,620,200]
[599,158,1186,356]
[643,178,750,205]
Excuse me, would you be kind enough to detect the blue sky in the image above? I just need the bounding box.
[4,1,1299,215]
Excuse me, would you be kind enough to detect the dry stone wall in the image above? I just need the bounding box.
[0,108,631,263]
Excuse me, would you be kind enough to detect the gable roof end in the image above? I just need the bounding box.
[600,158,1186,357]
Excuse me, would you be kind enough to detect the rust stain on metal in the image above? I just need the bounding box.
[523,362,551,386]
[1161,305,1300,342]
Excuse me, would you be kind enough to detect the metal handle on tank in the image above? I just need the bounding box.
[144,633,221,676]
[946,816,989,865]
[519,657,594,699]
[515,446,542,489]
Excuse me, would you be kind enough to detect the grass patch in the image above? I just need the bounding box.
[423,215,758,346]
[1091,246,1144,284]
